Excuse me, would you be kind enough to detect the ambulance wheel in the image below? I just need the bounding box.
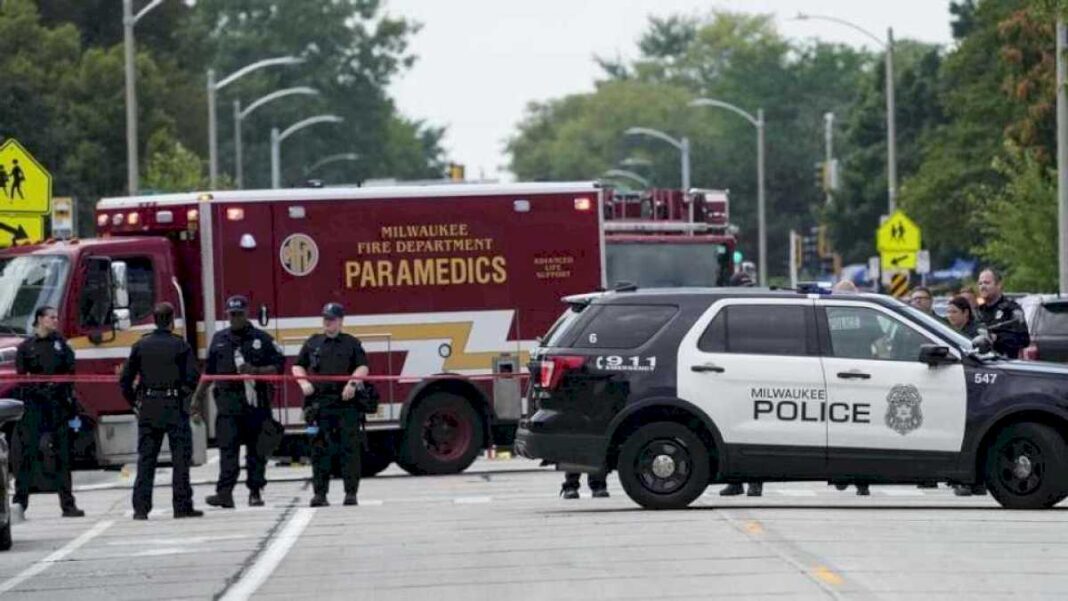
[985,422,1068,510]
[398,393,483,475]
[618,422,710,510]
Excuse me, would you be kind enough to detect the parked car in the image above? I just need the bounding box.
[0,398,25,550]
[1019,295,1068,362]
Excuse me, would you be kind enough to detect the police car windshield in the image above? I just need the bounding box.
[0,255,70,336]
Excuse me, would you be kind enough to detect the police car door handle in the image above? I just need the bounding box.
[837,370,871,380]
[691,363,725,374]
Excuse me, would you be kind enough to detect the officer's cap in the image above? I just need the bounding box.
[226,295,250,314]
[322,302,345,320]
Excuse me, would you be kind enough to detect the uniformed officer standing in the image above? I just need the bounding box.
[976,268,1030,358]
[196,296,284,509]
[119,302,203,520]
[292,302,369,507]
[12,306,85,518]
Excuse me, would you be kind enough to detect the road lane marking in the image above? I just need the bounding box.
[813,565,845,586]
[743,520,764,535]
[454,496,492,504]
[0,519,114,595]
[218,507,315,601]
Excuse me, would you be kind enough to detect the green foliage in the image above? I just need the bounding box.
[142,130,205,193]
[974,147,1057,292]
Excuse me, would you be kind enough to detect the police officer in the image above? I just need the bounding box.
[560,472,608,499]
[12,306,85,519]
[196,296,284,509]
[976,268,1030,358]
[292,302,369,507]
[120,302,202,520]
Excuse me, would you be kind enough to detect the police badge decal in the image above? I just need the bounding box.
[885,384,923,435]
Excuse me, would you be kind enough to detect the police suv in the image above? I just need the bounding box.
[515,287,1068,510]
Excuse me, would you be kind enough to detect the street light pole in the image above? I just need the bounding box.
[207,56,304,189]
[1058,19,1068,294]
[795,14,896,213]
[234,87,320,188]
[123,0,165,196]
[304,153,360,177]
[688,98,768,286]
[271,115,344,188]
[602,169,651,189]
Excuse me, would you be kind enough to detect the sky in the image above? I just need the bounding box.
[384,0,956,181]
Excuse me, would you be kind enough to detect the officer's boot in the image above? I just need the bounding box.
[719,483,744,496]
[746,482,763,497]
[560,486,580,500]
[61,505,85,518]
[248,490,264,507]
[855,483,870,496]
[310,495,329,507]
[206,492,235,509]
[591,487,610,498]
[343,493,358,506]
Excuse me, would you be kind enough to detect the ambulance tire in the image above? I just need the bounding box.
[985,422,1068,510]
[398,393,484,475]
[618,422,710,510]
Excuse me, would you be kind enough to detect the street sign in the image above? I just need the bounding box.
[876,209,921,253]
[881,251,917,270]
[889,272,910,298]
[0,213,44,248]
[868,256,880,282]
[0,139,51,215]
[916,250,930,275]
[52,196,74,239]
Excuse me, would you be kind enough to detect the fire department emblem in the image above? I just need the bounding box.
[279,233,319,277]
[885,384,923,435]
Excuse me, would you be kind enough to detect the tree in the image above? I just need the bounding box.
[142,129,205,193]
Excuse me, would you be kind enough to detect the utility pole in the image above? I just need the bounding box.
[824,112,834,205]
[1058,19,1068,294]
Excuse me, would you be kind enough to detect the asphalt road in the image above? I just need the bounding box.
[0,454,1066,600]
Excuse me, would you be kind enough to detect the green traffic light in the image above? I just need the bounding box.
[732,251,743,264]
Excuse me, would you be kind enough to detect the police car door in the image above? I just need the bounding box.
[817,301,966,476]
[677,298,828,478]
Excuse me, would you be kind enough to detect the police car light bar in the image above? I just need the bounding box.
[796,281,834,294]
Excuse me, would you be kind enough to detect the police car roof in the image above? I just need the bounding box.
[566,287,902,307]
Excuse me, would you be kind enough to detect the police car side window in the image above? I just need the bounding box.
[826,306,930,362]
[573,304,677,349]
[719,305,809,356]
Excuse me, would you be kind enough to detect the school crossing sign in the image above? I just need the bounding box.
[0,139,51,247]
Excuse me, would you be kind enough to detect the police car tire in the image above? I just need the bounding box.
[985,422,1068,510]
[398,393,484,475]
[618,422,710,510]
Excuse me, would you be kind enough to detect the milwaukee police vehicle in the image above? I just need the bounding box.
[516,287,1068,510]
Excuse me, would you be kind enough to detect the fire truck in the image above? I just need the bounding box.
[602,187,737,288]
[0,183,605,475]
[0,181,736,476]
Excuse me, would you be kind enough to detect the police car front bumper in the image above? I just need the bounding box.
[514,410,608,472]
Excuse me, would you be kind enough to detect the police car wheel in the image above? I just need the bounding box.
[618,422,710,510]
[985,423,1068,510]
[398,393,484,475]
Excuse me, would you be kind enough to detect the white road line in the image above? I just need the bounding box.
[0,520,114,595]
[219,508,316,601]
[453,496,492,504]
[775,490,818,497]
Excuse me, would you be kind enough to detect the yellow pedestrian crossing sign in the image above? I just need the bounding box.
[0,213,45,248]
[0,139,51,215]
[876,210,921,253]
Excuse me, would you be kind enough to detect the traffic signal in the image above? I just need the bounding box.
[814,161,824,191]
[448,163,465,182]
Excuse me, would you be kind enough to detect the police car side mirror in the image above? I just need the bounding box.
[0,399,24,425]
[919,344,956,366]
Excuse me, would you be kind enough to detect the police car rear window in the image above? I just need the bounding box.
[572,304,677,349]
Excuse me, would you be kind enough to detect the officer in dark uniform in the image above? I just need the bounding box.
[12,306,85,518]
[119,302,203,520]
[196,296,284,509]
[976,268,1030,358]
[292,302,369,507]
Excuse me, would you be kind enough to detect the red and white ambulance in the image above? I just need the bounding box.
[0,182,606,475]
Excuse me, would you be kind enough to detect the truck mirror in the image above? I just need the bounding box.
[110,261,130,309]
[80,257,115,331]
[112,308,131,331]
[259,304,269,327]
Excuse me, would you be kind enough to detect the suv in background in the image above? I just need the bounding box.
[1019,295,1068,362]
